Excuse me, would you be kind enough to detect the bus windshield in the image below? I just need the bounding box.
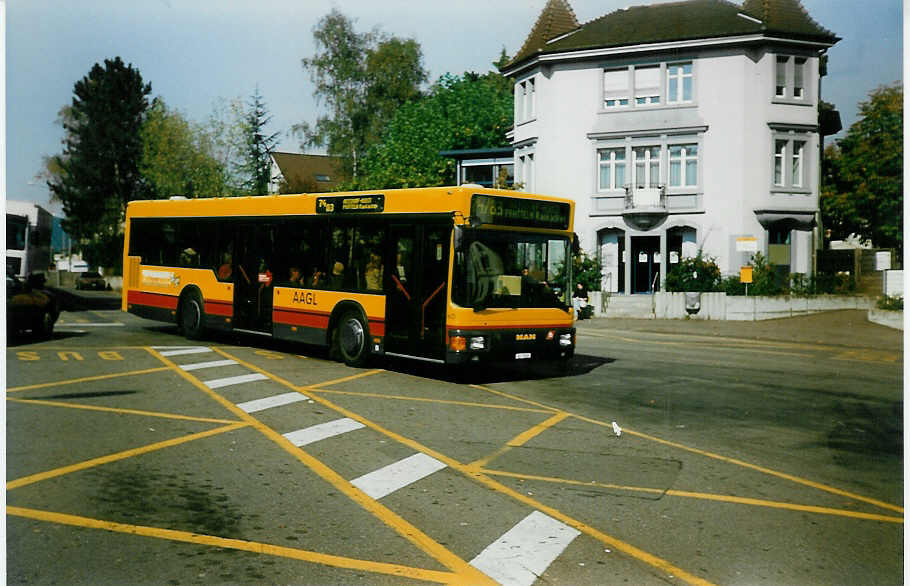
[453,228,572,311]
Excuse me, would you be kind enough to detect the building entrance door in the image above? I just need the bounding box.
[631,236,660,293]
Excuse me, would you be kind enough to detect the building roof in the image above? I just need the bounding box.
[270,152,346,193]
[504,0,838,71]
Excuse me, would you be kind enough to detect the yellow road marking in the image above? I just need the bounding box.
[470,383,904,516]
[575,414,904,515]
[6,367,171,393]
[312,388,552,414]
[155,347,494,585]
[212,350,711,585]
[7,506,460,584]
[7,422,247,490]
[834,349,899,363]
[470,411,570,468]
[482,469,903,523]
[6,396,240,425]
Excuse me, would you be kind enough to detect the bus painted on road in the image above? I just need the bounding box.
[122,186,576,367]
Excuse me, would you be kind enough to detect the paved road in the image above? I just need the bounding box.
[6,308,903,585]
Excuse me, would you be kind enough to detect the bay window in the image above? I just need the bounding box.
[669,144,698,187]
[773,55,808,101]
[771,132,810,190]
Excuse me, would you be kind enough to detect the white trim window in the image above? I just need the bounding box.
[516,77,536,122]
[598,148,626,190]
[774,56,808,101]
[517,152,535,192]
[633,146,661,188]
[772,134,809,190]
[666,62,693,104]
[634,66,660,105]
[669,144,698,188]
[603,69,630,108]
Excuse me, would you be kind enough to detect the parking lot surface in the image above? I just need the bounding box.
[6,308,903,584]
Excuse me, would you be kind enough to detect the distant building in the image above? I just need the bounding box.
[501,0,839,294]
[269,152,348,194]
[440,148,515,188]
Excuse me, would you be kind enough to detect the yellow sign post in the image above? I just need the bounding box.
[740,266,753,296]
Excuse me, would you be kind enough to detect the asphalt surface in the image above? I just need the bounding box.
[578,309,903,351]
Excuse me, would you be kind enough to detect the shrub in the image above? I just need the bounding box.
[664,251,722,292]
[877,295,903,310]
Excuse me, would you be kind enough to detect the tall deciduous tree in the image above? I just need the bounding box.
[237,88,280,195]
[140,99,234,198]
[296,9,426,179]
[357,72,514,189]
[48,57,152,241]
[821,84,903,254]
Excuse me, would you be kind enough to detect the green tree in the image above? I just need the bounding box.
[821,84,903,254]
[296,9,426,180]
[48,57,152,242]
[357,72,513,189]
[140,99,234,198]
[237,88,280,195]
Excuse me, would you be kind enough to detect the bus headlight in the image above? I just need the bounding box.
[559,333,573,347]
[469,336,486,350]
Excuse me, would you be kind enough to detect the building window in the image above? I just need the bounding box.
[517,153,535,192]
[596,137,701,195]
[669,144,697,187]
[634,66,660,105]
[773,139,787,185]
[774,56,807,101]
[666,62,693,103]
[598,148,626,190]
[603,69,630,108]
[633,146,660,188]
[603,61,693,109]
[772,134,809,190]
[516,78,536,122]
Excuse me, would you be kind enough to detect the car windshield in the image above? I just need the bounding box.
[452,228,571,310]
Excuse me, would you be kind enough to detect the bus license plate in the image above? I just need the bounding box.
[515,352,532,360]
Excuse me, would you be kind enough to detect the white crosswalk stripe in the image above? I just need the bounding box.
[237,392,309,413]
[283,418,365,447]
[350,453,447,500]
[204,373,269,389]
[470,511,581,586]
[180,359,238,371]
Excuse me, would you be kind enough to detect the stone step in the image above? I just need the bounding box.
[593,292,654,318]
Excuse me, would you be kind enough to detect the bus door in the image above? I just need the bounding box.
[385,223,451,360]
[233,223,275,332]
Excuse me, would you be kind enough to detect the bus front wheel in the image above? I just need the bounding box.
[179,291,206,340]
[335,310,369,367]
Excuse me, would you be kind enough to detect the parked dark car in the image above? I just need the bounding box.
[7,273,59,339]
[75,270,109,290]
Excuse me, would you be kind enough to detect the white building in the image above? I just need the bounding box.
[502,0,839,294]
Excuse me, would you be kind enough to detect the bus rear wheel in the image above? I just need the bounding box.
[335,310,369,367]
[179,291,206,340]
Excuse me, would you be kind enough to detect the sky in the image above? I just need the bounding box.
[3,0,904,216]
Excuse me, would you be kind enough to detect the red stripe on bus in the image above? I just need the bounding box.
[127,290,178,310]
[447,323,571,333]
[204,299,233,316]
[273,307,386,336]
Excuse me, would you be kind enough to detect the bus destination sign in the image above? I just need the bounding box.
[471,194,570,230]
[316,195,385,214]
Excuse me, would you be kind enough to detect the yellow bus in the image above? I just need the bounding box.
[122,186,576,368]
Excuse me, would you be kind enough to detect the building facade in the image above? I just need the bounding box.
[502,0,839,294]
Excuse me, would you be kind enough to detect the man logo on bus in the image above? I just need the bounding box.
[515,333,536,341]
[293,290,317,306]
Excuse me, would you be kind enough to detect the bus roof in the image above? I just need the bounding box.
[125,186,574,232]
